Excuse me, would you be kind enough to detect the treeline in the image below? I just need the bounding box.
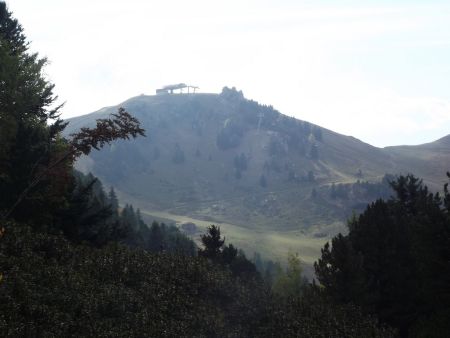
[68,171,196,255]
[327,174,394,201]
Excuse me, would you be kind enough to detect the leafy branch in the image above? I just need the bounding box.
[2,108,145,220]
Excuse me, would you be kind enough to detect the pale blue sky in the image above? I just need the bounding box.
[7,0,450,147]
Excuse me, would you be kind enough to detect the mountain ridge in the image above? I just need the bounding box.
[67,93,450,150]
[64,89,450,261]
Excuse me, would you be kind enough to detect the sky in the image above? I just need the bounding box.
[7,0,450,147]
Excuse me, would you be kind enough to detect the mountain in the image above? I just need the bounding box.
[64,87,450,264]
[384,134,450,189]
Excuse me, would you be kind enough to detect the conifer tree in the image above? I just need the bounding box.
[108,187,119,218]
[198,225,225,260]
[0,2,66,223]
[0,2,144,224]
[315,174,450,336]
[148,221,164,252]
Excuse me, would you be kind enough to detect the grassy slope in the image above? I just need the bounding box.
[65,92,450,269]
[138,208,326,278]
[384,135,450,190]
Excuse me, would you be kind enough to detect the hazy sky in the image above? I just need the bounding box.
[8,0,450,147]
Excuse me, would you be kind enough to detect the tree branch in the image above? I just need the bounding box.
[2,108,145,221]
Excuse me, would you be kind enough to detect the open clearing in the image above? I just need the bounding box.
[140,209,328,271]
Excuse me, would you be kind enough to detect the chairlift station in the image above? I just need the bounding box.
[156,83,199,95]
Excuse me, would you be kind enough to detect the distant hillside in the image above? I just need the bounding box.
[384,134,450,190]
[64,88,450,260]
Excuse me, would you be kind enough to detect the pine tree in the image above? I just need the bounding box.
[198,225,225,260]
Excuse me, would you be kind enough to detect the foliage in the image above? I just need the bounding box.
[0,223,266,337]
[315,174,450,337]
[54,171,126,246]
[54,170,197,254]
[0,2,145,224]
[198,225,258,278]
[0,0,191,254]
[0,221,394,337]
[257,287,396,338]
[198,225,225,260]
[0,1,66,223]
[140,221,196,256]
[216,119,244,150]
[70,107,145,157]
[272,251,308,298]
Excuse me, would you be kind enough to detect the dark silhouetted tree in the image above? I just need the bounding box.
[315,174,450,336]
[108,187,119,218]
[198,225,224,260]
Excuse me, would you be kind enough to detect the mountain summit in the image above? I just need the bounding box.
[65,87,450,260]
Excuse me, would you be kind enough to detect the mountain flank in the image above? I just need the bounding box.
[64,88,450,261]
